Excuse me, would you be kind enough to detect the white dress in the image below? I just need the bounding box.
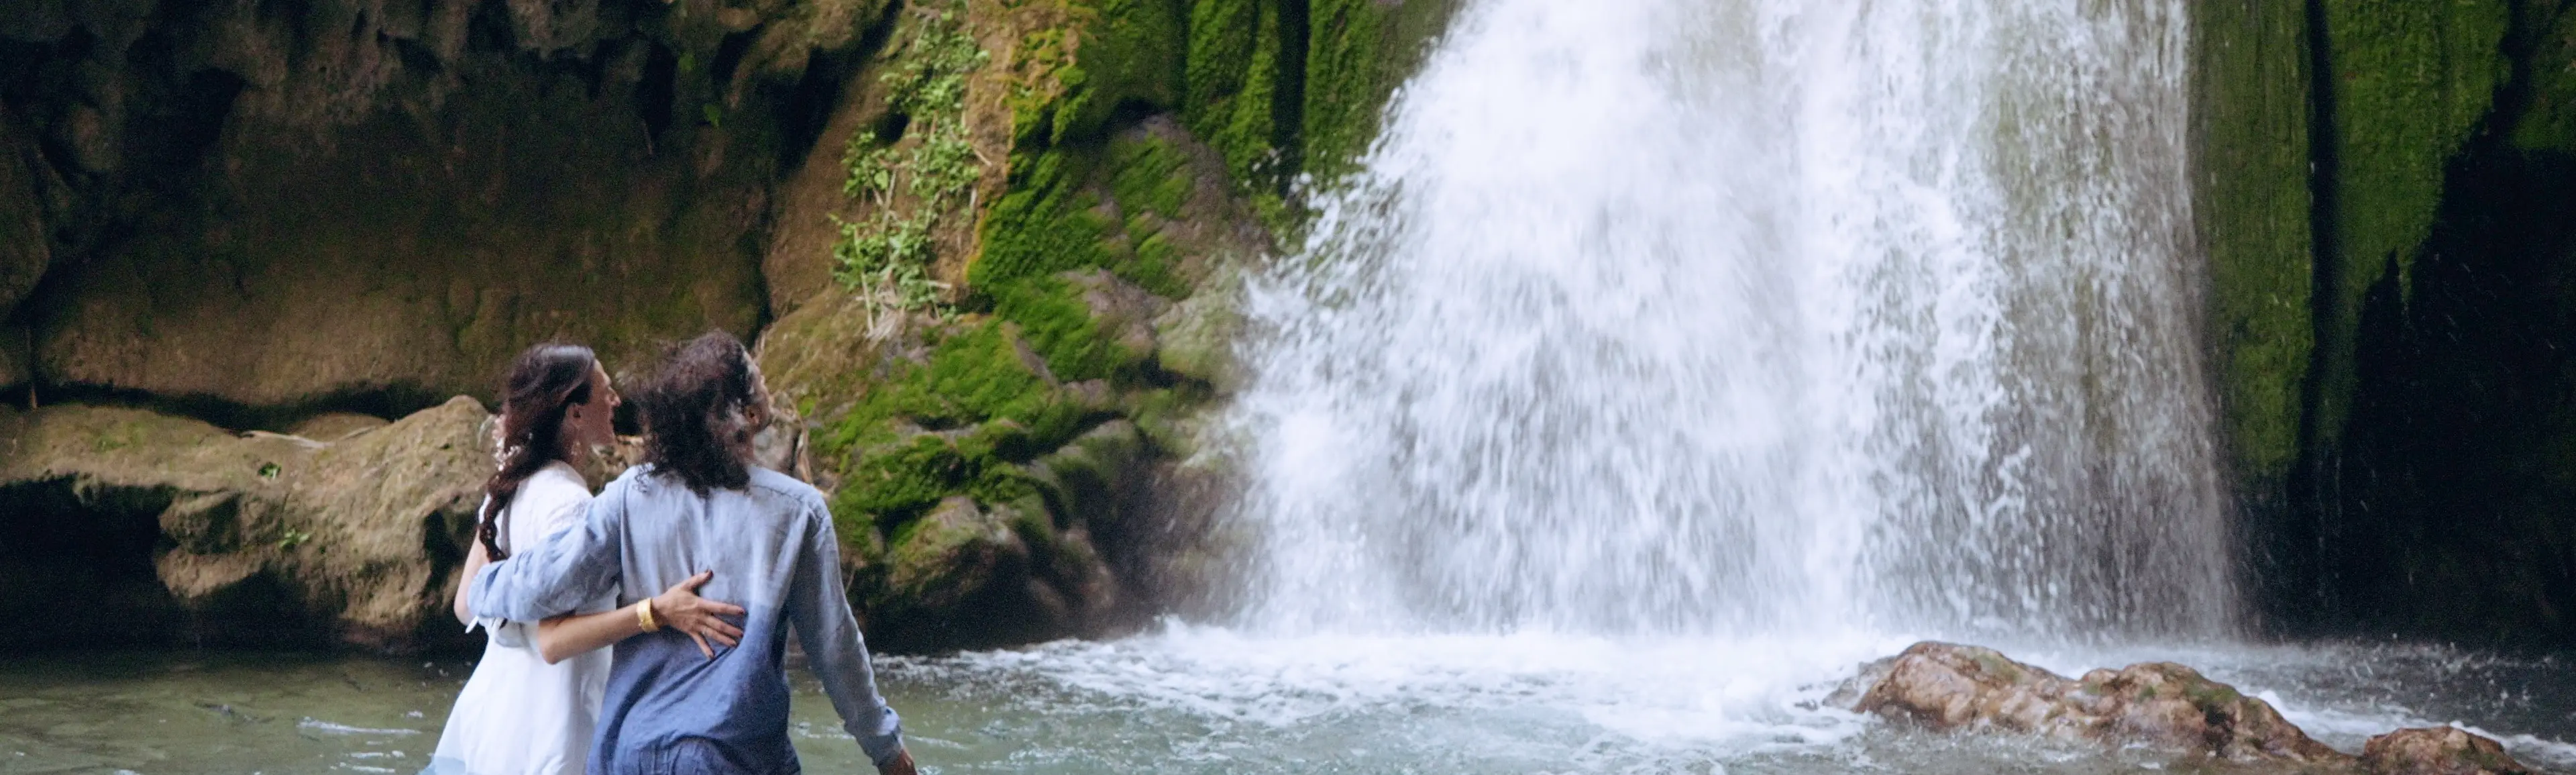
[427,462,614,775]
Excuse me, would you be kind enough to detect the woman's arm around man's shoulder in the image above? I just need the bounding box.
[470,472,635,623]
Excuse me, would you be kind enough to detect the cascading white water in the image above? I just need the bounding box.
[1224,0,2231,639]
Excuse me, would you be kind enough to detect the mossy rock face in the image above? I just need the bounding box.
[975,117,1264,297]
[2194,0,2314,493]
[2306,0,2510,455]
[864,492,1114,650]
[1182,0,1303,189]
[0,397,492,651]
[744,0,1459,650]
[878,495,1031,617]
[983,0,1187,152]
[1299,0,1458,178]
[1148,266,1244,391]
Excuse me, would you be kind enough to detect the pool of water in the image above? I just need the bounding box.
[5,627,2573,774]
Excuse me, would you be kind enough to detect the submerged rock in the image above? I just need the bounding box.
[1845,641,2536,775]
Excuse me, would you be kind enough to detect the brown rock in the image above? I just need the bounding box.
[2363,727,2535,775]
[28,87,769,409]
[286,412,392,443]
[1846,643,2551,775]
[0,325,28,392]
[1852,641,2346,766]
[0,397,492,650]
[0,108,46,319]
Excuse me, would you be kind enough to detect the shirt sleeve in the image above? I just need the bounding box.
[787,499,905,766]
[470,480,629,624]
[472,495,597,646]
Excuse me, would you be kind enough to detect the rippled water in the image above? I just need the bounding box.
[7,630,2573,774]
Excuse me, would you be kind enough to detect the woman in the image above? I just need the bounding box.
[429,343,743,775]
[470,332,916,775]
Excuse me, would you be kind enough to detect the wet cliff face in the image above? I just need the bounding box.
[0,0,888,415]
[0,0,1454,652]
[2200,0,2576,644]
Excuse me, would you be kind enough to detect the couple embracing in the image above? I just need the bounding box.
[429,332,917,775]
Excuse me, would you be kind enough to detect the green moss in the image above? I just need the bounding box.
[1183,0,1299,186]
[807,0,1297,608]
[975,148,1122,291]
[972,132,1195,297]
[1005,0,1186,150]
[993,275,1152,384]
[2195,0,2316,489]
[1106,131,1194,219]
[2322,0,2506,295]
[1301,0,1454,178]
[877,501,995,605]
[835,434,971,518]
[2307,0,2510,461]
[814,317,1104,520]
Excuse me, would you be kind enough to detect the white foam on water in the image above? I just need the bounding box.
[294,718,421,736]
[922,633,2576,768]
[934,625,1919,755]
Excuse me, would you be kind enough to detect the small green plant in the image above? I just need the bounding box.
[258,462,281,479]
[830,3,989,326]
[276,529,311,550]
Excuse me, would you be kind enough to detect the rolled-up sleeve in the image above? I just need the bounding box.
[470,480,629,624]
[788,501,904,766]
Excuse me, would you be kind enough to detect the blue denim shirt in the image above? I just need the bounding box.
[470,464,904,774]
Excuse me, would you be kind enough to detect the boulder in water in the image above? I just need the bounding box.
[1844,641,2533,775]
[1849,641,2343,765]
[2362,727,2535,775]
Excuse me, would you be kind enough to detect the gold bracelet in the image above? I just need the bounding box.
[635,599,661,633]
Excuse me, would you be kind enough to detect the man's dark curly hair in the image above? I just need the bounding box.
[635,331,765,494]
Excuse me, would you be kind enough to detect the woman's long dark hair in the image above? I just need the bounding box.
[480,343,598,560]
[635,331,763,495]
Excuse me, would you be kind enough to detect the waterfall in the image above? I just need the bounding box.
[1222,0,2230,639]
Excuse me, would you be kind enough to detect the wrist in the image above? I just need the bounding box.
[635,599,661,633]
